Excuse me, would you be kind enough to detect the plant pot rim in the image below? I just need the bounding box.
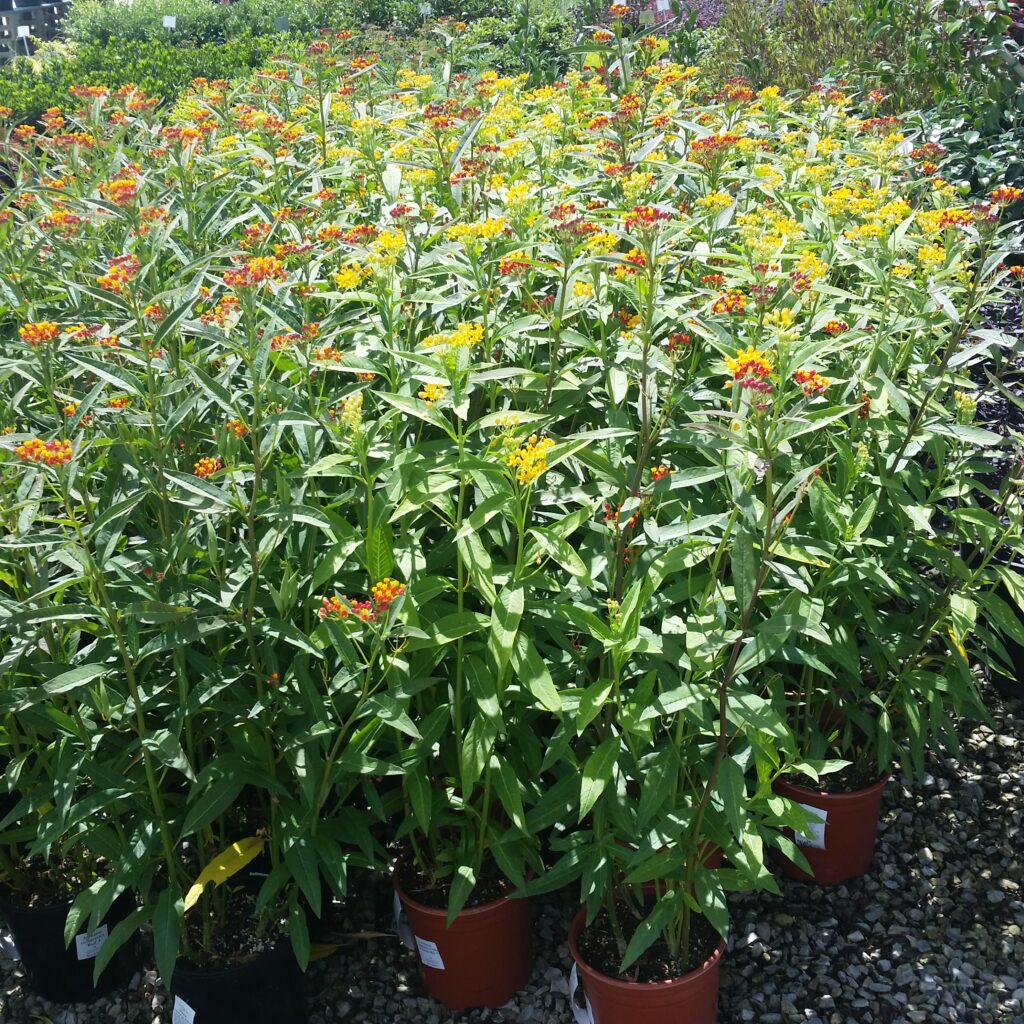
[174,940,293,980]
[774,771,891,802]
[392,852,525,920]
[0,887,73,914]
[567,904,725,992]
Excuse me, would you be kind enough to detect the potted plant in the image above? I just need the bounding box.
[764,189,1024,885]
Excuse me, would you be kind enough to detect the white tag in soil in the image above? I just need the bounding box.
[413,935,445,970]
[162,15,177,29]
[17,25,30,37]
[656,0,670,10]
[391,891,415,951]
[795,802,828,849]
[171,996,196,1024]
[567,963,595,1024]
[74,924,108,961]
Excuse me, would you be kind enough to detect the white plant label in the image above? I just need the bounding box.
[795,802,828,849]
[163,15,177,29]
[391,891,415,950]
[657,0,670,10]
[274,16,289,30]
[17,26,30,38]
[172,996,196,1024]
[74,924,108,960]
[414,935,445,970]
[639,10,654,25]
[568,963,595,1024]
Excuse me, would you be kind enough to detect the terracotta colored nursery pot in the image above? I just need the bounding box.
[773,773,890,886]
[394,871,532,1011]
[568,905,725,1024]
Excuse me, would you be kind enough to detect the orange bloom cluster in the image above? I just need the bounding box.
[225,418,247,438]
[370,578,406,612]
[223,256,287,288]
[19,322,60,346]
[1009,266,1024,282]
[651,464,673,481]
[194,457,223,478]
[989,186,1023,205]
[499,253,531,275]
[711,290,746,315]
[14,438,72,465]
[794,369,830,397]
[97,254,140,293]
[725,346,774,393]
[624,206,672,232]
[313,345,343,363]
[823,319,849,336]
[107,396,132,409]
[689,133,740,168]
[99,177,138,206]
[40,208,84,236]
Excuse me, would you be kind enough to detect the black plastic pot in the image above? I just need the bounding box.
[170,941,306,1024]
[0,888,140,1003]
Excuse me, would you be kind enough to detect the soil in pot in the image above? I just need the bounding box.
[394,855,532,1011]
[0,885,140,1003]
[568,903,724,1024]
[773,772,890,886]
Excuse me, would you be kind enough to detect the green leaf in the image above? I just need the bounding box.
[366,519,395,582]
[488,583,524,677]
[285,839,322,918]
[579,735,619,821]
[182,777,243,837]
[620,893,679,971]
[366,695,421,739]
[457,531,497,605]
[153,888,182,985]
[290,902,311,971]
[731,525,758,612]
[490,754,526,831]
[510,634,561,712]
[717,756,746,838]
[92,906,148,984]
[406,769,432,834]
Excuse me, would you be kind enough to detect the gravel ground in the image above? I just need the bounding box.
[1,687,1021,1024]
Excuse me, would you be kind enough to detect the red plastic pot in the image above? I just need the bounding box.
[394,869,532,1010]
[568,906,724,1024]
[773,773,890,886]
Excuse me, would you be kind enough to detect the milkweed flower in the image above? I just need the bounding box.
[989,186,1022,205]
[651,464,673,481]
[371,578,406,612]
[14,438,72,466]
[194,456,223,478]
[711,290,746,315]
[794,369,830,397]
[823,319,849,335]
[96,254,140,293]
[225,418,247,437]
[505,434,555,485]
[725,347,775,393]
[418,383,446,406]
[223,256,286,288]
[19,322,60,346]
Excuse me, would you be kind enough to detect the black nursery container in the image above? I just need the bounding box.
[170,942,306,1024]
[0,888,140,1003]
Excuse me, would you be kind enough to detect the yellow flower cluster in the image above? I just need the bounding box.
[505,435,555,486]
